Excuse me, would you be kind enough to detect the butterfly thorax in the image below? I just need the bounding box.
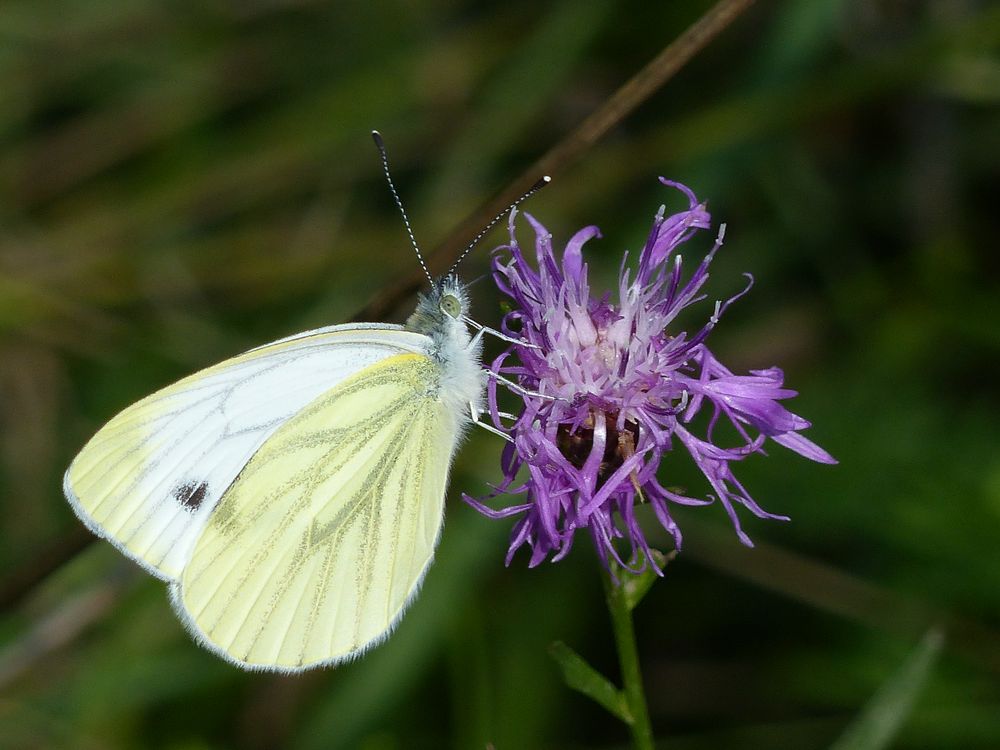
[405,275,484,427]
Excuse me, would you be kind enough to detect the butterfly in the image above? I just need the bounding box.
[63,132,547,672]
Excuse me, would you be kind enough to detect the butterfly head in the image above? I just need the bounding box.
[406,274,471,340]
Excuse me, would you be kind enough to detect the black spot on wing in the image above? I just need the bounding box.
[174,481,209,512]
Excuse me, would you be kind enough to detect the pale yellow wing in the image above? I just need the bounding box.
[63,325,428,580]
[173,352,459,672]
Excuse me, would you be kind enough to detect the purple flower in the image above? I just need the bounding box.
[465,179,836,575]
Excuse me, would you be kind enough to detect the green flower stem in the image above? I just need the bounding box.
[603,567,656,750]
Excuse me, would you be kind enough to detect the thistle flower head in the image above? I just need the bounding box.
[465,179,836,575]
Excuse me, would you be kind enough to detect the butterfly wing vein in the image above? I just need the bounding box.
[174,352,456,671]
[63,326,429,580]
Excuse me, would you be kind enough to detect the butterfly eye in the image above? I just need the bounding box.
[440,294,462,319]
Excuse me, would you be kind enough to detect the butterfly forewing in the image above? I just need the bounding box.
[64,325,429,580]
[174,352,458,671]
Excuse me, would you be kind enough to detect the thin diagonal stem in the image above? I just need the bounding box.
[357,0,758,322]
[603,567,655,750]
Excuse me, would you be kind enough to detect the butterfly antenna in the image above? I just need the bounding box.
[372,130,433,285]
[447,175,551,276]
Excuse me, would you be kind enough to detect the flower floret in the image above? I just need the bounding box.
[466,179,836,574]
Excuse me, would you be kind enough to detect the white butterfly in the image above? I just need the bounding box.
[63,133,547,672]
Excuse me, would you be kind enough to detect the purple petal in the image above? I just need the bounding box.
[466,177,835,574]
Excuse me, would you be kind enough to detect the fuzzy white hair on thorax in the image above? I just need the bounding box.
[405,275,485,432]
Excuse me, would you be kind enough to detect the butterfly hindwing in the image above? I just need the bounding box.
[63,325,430,580]
[173,352,458,671]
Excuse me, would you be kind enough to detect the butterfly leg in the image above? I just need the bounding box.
[486,371,559,401]
[467,401,513,442]
[472,418,514,442]
[462,317,541,349]
[467,325,487,351]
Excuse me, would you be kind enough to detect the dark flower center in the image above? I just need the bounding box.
[556,413,641,482]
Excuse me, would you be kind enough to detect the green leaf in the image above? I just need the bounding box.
[829,628,945,750]
[548,641,629,723]
[622,549,675,612]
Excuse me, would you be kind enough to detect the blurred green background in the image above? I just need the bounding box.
[1,0,998,748]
